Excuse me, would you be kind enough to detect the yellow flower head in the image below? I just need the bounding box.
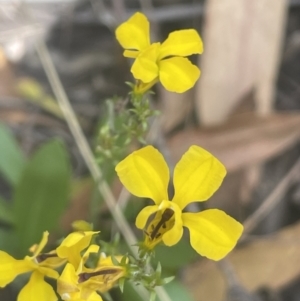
[92,253,127,293]
[0,231,64,301]
[115,145,244,261]
[57,252,126,301]
[56,231,99,271]
[57,263,103,301]
[115,12,203,93]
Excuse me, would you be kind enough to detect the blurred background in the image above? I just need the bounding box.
[1,0,300,301]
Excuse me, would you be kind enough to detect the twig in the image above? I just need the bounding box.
[242,156,300,235]
[218,259,258,301]
[111,0,126,22]
[35,40,172,301]
[35,40,137,252]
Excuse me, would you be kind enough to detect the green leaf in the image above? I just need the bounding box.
[0,123,26,186]
[111,254,120,266]
[155,262,162,276]
[0,196,14,225]
[120,254,128,265]
[0,228,18,254]
[118,278,125,293]
[160,276,175,285]
[13,140,70,255]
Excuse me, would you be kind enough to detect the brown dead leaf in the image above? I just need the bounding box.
[183,221,300,301]
[167,112,300,173]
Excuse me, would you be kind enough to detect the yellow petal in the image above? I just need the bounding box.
[131,43,160,83]
[161,202,183,246]
[97,255,125,267]
[56,231,99,270]
[82,244,99,261]
[133,78,158,95]
[30,231,49,256]
[37,251,66,269]
[172,146,226,210]
[87,291,103,301]
[136,205,159,229]
[77,244,100,273]
[81,266,126,293]
[123,49,139,58]
[115,12,150,52]
[159,57,200,93]
[80,287,95,301]
[140,201,182,249]
[115,146,169,204]
[18,271,57,301]
[0,251,32,287]
[159,29,203,59]
[183,209,243,261]
[57,263,79,298]
[35,265,59,279]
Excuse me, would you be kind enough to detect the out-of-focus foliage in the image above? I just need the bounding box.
[0,123,26,186]
[0,124,71,256]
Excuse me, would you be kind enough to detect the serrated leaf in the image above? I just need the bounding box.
[0,123,26,186]
[0,196,14,225]
[13,140,70,255]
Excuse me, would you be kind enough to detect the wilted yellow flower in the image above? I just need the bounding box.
[116,12,203,93]
[115,145,243,261]
[0,231,64,301]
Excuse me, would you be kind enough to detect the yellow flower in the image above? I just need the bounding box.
[115,145,243,261]
[115,12,203,93]
[91,253,127,293]
[56,231,99,271]
[57,263,103,301]
[57,250,126,300]
[0,231,64,301]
